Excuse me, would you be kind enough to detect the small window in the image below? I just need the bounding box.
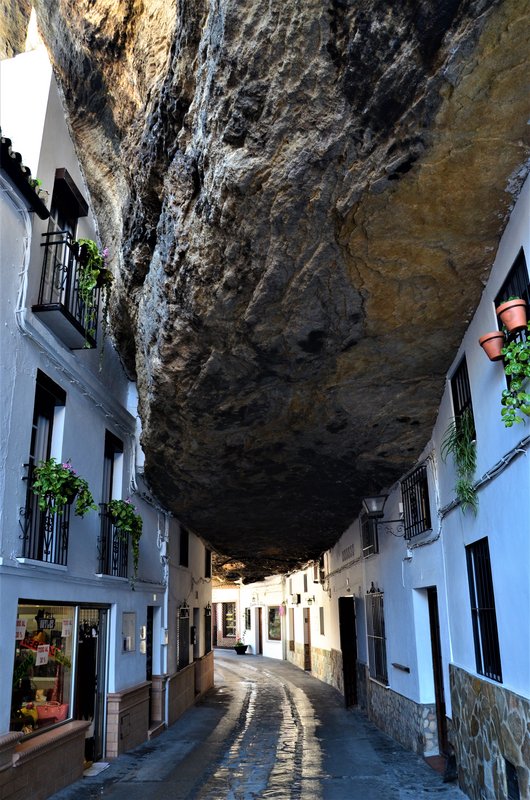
[122,612,136,652]
[450,357,475,425]
[361,516,379,557]
[205,548,211,578]
[303,573,308,593]
[495,249,530,324]
[319,607,325,636]
[288,607,295,651]
[401,464,431,539]
[366,592,388,684]
[244,608,251,630]
[268,607,281,640]
[466,538,502,682]
[179,528,189,567]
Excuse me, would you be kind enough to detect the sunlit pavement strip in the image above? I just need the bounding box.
[83,763,110,777]
[47,651,468,800]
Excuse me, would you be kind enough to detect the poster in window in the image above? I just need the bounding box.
[35,644,50,666]
[15,619,27,640]
[61,619,73,638]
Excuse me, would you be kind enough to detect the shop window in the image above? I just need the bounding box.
[179,528,189,567]
[11,603,75,735]
[401,464,431,540]
[366,591,388,684]
[361,515,379,557]
[268,607,281,640]
[222,602,236,638]
[98,432,127,577]
[22,371,68,565]
[466,538,502,682]
[122,612,136,652]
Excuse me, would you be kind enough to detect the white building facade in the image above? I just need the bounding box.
[241,177,530,800]
[0,41,212,800]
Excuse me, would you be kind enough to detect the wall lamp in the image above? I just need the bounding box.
[362,495,404,537]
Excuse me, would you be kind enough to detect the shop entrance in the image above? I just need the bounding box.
[338,596,358,706]
[75,607,108,763]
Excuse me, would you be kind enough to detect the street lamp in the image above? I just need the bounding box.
[362,495,404,537]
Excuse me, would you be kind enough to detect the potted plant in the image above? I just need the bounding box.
[32,458,97,517]
[500,325,530,426]
[478,330,505,361]
[108,498,143,582]
[495,296,527,334]
[441,408,478,514]
[233,633,248,655]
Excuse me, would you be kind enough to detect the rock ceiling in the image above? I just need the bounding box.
[12,1,530,578]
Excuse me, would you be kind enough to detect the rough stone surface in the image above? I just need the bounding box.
[450,663,530,800]
[0,0,31,59]
[20,1,530,576]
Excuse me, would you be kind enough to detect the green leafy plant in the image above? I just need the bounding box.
[234,631,246,647]
[501,324,530,426]
[108,498,143,582]
[73,238,112,344]
[441,408,478,514]
[32,458,97,517]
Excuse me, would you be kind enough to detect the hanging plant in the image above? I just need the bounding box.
[32,458,97,517]
[441,408,478,514]
[108,498,143,583]
[72,238,112,345]
[500,323,530,426]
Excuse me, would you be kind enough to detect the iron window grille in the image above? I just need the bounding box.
[361,515,379,557]
[21,371,69,565]
[450,357,475,425]
[401,464,431,539]
[466,538,502,682]
[244,608,251,630]
[495,249,530,340]
[22,462,71,565]
[97,505,129,577]
[366,591,388,684]
[33,231,102,348]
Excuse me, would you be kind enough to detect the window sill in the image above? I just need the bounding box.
[16,558,67,571]
[95,573,129,582]
[368,676,390,689]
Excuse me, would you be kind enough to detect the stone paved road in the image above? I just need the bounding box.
[49,651,468,800]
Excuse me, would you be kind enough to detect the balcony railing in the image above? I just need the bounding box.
[32,231,101,349]
[21,463,70,566]
[98,505,129,578]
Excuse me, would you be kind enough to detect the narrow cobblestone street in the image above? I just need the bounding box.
[49,651,468,800]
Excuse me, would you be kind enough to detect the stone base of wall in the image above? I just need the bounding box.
[450,664,530,800]
[287,643,306,671]
[195,651,214,696]
[309,647,344,694]
[0,721,89,800]
[150,674,166,723]
[106,681,150,758]
[362,664,438,756]
[356,660,368,711]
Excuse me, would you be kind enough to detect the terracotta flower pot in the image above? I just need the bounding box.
[496,298,527,333]
[478,331,505,361]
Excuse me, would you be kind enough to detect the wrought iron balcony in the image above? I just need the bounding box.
[98,505,129,578]
[21,463,70,566]
[32,231,101,349]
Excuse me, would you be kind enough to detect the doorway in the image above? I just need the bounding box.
[75,607,108,762]
[338,596,357,706]
[257,608,263,654]
[193,607,200,660]
[427,587,448,754]
[303,608,311,670]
